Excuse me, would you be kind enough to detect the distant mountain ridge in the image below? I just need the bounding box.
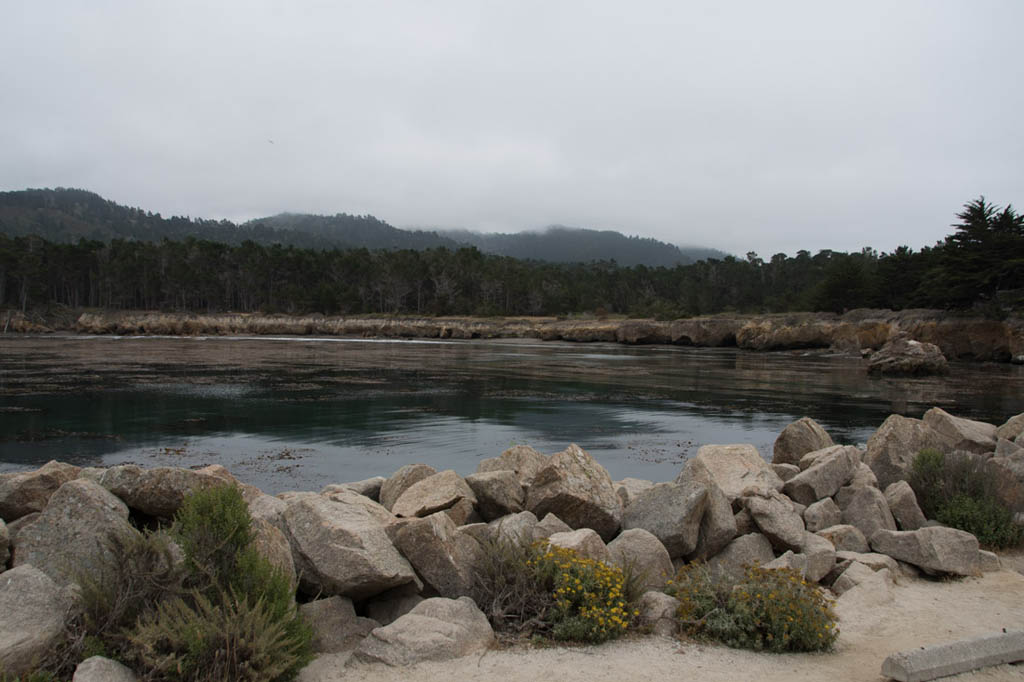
[0,188,725,266]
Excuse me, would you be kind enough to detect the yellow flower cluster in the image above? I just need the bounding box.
[528,543,638,643]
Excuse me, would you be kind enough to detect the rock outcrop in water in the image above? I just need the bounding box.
[7,308,1024,364]
[867,335,950,375]
[2,409,1023,676]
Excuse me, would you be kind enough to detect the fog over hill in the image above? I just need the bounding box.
[0,188,725,266]
[437,226,725,267]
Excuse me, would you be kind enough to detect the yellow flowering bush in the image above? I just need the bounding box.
[666,562,838,653]
[527,544,638,643]
[472,537,639,644]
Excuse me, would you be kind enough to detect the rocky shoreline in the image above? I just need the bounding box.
[2,407,1024,679]
[4,308,1024,364]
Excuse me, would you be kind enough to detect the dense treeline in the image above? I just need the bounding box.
[0,198,1020,317]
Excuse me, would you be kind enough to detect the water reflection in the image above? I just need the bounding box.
[1,335,1022,493]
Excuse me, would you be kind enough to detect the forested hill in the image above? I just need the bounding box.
[0,188,717,266]
[0,196,1020,316]
[438,226,725,267]
[0,188,455,253]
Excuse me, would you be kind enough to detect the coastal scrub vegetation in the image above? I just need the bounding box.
[19,486,312,682]
[472,536,642,644]
[908,448,1023,549]
[0,193,1020,317]
[665,563,838,653]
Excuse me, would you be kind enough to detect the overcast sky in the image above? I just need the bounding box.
[2,1,1022,257]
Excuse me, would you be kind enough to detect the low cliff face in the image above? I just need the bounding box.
[6,308,1023,363]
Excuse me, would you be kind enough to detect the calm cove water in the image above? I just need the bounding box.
[1,334,1022,494]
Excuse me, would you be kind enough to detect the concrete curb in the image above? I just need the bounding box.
[881,630,1024,681]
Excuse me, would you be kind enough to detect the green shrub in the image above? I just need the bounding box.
[172,485,254,593]
[127,590,311,682]
[666,563,838,653]
[937,494,1023,549]
[9,485,312,681]
[77,531,185,652]
[908,448,1023,548]
[472,537,639,644]
[124,485,314,681]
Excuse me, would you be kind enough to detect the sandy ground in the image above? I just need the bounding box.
[301,570,1024,682]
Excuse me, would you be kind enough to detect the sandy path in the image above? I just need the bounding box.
[301,570,1024,682]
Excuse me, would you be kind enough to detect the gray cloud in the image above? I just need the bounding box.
[2,1,1022,257]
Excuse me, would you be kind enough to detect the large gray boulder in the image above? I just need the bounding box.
[772,417,834,466]
[743,490,806,552]
[706,532,775,583]
[98,464,228,518]
[324,477,386,502]
[299,596,378,653]
[884,481,927,530]
[637,591,680,637]
[816,524,870,553]
[622,481,707,558]
[848,462,879,489]
[535,512,572,538]
[379,464,437,512]
[13,479,140,588]
[387,511,482,599]
[0,565,72,677]
[476,445,548,487]
[548,528,610,564]
[867,336,949,376]
[352,597,494,666]
[0,460,81,521]
[391,470,477,519]
[486,510,540,545]
[996,437,1024,458]
[783,445,860,505]
[836,485,897,539]
[72,656,141,682]
[607,528,673,591]
[691,444,783,501]
[869,526,980,576]
[997,413,1024,442]
[525,444,622,542]
[674,458,737,560]
[464,470,524,521]
[864,415,949,490]
[772,463,801,482]
[923,407,998,454]
[799,531,837,583]
[764,550,807,577]
[252,518,297,587]
[803,498,842,533]
[832,561,890,596]
[281,490,417,600]
[614,478,655,507]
